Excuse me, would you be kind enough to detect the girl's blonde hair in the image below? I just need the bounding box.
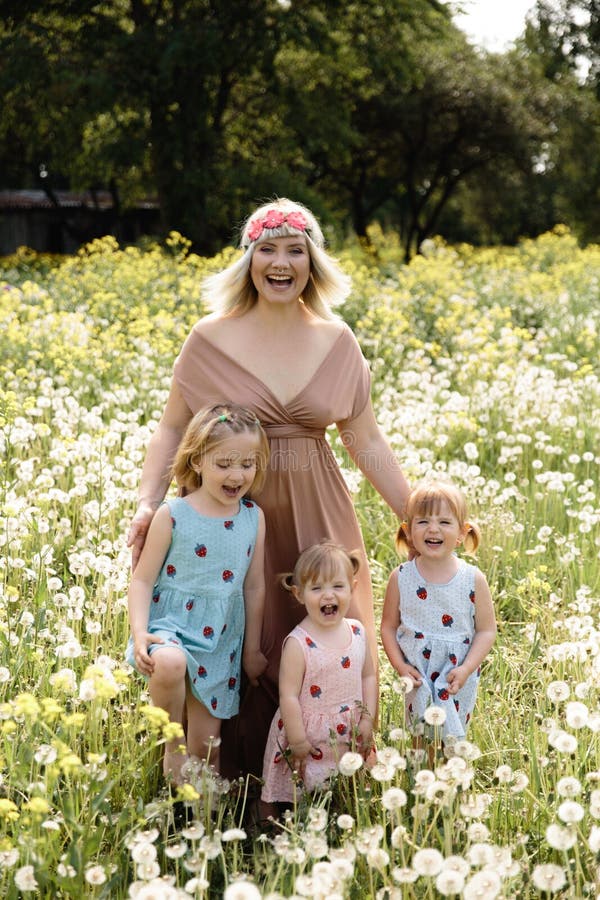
[171,403,270,494]
[201,197,351,320]
[281,540,361,594]
[396,480,481,555]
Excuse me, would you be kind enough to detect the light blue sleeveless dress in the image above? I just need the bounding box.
[396,558,481,738]
[126,496,259,719]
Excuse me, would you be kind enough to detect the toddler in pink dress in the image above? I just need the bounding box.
[261,541,376,804]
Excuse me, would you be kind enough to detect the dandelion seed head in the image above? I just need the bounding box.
[532,863,566,892]
[382,787,408,810]
[411,847,444,876]
[546,680,570,703]
[337,751,363,776]
[424,705,447,726]
[546,823,577,850]
[557,799,585,823]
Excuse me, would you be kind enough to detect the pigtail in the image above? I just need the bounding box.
[462,521,481,554]
[280,572,296,592]
[395,522,412,557]
[347,549,362,576]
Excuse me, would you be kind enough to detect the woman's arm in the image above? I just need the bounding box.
[447,569,497,694]
[127,379,192,569]
[381,570,423,686]
[242,509,268,686]
[127,504,172,675]
[337,401,411,518]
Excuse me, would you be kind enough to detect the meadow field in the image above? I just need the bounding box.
[0,226,599,898]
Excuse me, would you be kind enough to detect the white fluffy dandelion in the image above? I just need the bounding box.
[557,800,585,824]
[531,863,566,892]
[546,680,570,702]
[411,848,444,876]
[84,865,107,885]
[223,882,262,900]
[546,823,577,850]
[338,751,363,776]
[462,869,502,899]
[14,865,39,892]
[382,787,408,810]
[556,775,582,797]
[424,705,447,726]
[435,868,466,895]
[565,700,589,728]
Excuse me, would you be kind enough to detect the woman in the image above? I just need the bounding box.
[128,197,410,778]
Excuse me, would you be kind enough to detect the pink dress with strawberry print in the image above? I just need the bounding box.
[396,558,480,738]
[125,496,259,719]
[261,618,366,802]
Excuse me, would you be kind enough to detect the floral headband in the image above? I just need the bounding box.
[246,209,310,244]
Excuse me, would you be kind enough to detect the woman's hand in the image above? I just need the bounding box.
[127,504,157,571]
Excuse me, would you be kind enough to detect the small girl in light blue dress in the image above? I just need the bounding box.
[381,480,496,741]
[126,403,269,782]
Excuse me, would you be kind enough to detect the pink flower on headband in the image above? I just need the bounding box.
[246,210,309,243]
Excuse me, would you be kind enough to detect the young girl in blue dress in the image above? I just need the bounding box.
[126,403,269,782]
[381,480,496,742]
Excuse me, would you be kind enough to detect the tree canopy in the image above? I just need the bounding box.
[1,0,598,254]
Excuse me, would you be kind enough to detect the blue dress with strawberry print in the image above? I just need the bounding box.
[126,496,259,719]
[396,558,481,738]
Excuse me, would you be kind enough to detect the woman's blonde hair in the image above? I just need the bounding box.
[171,403,270,494]
[201,197,351,319]
[396,480,481,556]
[280,540,361,594]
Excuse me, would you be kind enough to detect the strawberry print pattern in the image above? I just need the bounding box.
[261,618,368,803]
[124,496,260,722]
[394,558,482,740]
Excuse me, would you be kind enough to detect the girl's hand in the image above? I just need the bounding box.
[132,633,163,676]
[446,665,469,694]
[288,739,316,780]
[127,504,157,571]
[357,716,374,758]
[397,663,423,687]
[243,648,268,686]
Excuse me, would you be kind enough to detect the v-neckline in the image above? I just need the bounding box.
[195,328,345,409]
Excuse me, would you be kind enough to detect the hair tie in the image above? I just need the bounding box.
[218,414,229,423]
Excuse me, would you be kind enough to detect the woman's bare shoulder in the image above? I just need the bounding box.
[193,313,234,336]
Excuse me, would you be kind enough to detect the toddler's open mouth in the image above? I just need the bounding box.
[321,604,338,616]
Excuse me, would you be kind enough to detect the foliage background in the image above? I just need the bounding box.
[1,0,599,258]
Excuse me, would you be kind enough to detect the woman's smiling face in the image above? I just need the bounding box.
[250,235,311,304]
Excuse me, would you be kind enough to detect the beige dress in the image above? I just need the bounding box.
[174,323,374,778]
